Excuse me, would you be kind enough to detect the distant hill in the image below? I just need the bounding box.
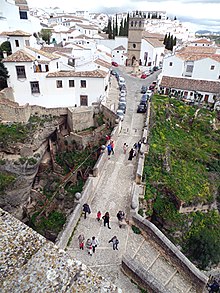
[196,30,220,35]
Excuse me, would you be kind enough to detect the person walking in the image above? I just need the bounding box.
[137,140,142,152]
[85,238,92,256]
[102,212,111,229]
[96,211,101,221]
[117,210,125,228]
[107,143,112,159]
[128,148,134,160]
[91,236,99,253]
[123,143,128,154]
[83,203,91,219]
[78,233,85,250]
[110,140,115,155]
[109,236,119,250]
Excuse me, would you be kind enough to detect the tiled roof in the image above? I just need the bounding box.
[143,31,164,41]
[191,38,212,44]
[15,0,28,4]
[113,45,126,51]
[97,49,111,57]
[63,19,83,23]
[2,49,35,62]
[176,46,220,62]
[6,30,31,37]
[75,34,92,39]
[18,5,29,11]
[144,37,164,48]
[26,47,59,60]
[177,46,216,55]
[160,76,220,94]
[41,47,72,54]
[77,24,99,30]
[94,58,111,69]
[47,70,107,78]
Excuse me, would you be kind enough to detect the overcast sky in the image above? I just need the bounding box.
[27,0,220,32]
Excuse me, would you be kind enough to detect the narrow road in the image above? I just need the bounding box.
[67,67,149,292]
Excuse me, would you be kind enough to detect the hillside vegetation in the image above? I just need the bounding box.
[144,95,220,269]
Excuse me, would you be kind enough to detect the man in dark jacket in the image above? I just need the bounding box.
[83,203,91,219]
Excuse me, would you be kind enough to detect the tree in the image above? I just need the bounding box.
[107,19,113,39]
[183,211,220,269]
[119,19,124,36]
[113,18,116,39]
[173,36,177,46]
[124,13,129,36]
[0,62,9,89]
[163,34,167,45]
[39,29,52,44]
[115,14,118,37]
[0,41,12,60]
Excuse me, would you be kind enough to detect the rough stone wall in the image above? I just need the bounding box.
[0,87,15,102]
[67,106,94,132]
[101,104,118,127]
[0,208,120,293]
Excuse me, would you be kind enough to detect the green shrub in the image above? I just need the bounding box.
[28,157,37,165]
[19,157,27,164]
[0,159,6,165]
[138,208,144,216]
[132,225,141,234]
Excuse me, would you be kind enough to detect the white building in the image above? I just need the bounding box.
[0,0,42,34]
[112,45,127,65]
[159,45,220,105]
[2,31,111,108]
[141,32,165,67]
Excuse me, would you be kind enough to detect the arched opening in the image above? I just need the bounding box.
[132,56,136,65]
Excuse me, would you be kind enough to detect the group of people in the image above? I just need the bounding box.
[107,140,115,159]
[80,203,125,254]
[128,140,142,161]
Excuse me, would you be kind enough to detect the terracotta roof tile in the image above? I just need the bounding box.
[15,0,28,4]
[113,45,126,51]
[160,76,220,93]
[26,47,59,60]
[191,38,212,44]
[77,24,99,30]
[3,49,35,62]
[46,70,107,78]
[176,46,220,61]
[6,30,31,37]
[143,37,164,48]
[94,58,111,69]
[41,47,72,54]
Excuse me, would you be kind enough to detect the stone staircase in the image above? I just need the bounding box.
[123,226,198,293]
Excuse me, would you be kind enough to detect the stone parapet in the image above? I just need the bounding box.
[132,213,208,292]
[0,208,120,292]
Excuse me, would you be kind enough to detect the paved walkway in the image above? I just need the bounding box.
[67,69,199,293]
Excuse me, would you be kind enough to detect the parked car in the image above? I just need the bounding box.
[119,92,126,97]
[137,104,147,113]
[152,66,159,71]
[118,102,126,113]
[120,89,126,94]
[141,85,147,94]
[116,109,124,121]
[119,96,126,102]
[112,61,118,67]
[149,83,156,91]
[119,84,126,91]
[111,69,118,76]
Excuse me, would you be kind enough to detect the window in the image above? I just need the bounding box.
[131,21,133,27]
[15,40,19,47]
[45,65,49,72]
[169,62,173,66]
[19,11,28,19]
[80,95,88,106]
[16,66,26,78]
[186,65,193,72]
[80,80,86,88]
[117,51,119,53]
[30,81,40,94]
[56,80,63,88]
[69,80,75,87]
[133,43,136,48]
[25,40,30,46]
[56,62,59,69]
[210,65,215,70]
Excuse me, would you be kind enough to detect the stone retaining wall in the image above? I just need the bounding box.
[56,177,94,249]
